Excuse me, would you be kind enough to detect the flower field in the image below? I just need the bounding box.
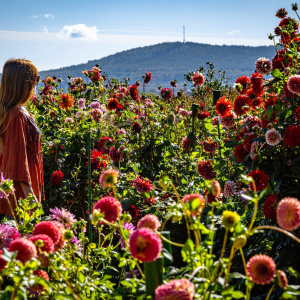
[1,5,300,300]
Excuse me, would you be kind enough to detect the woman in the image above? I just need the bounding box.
[0,58,44,217]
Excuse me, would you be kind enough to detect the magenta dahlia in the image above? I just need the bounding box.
[93,196,122,223]
[33,221,62,245]
[29,234,55,253]
[137,214,161,231]
[9,238,37,264]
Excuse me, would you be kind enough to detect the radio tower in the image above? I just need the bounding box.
[183,26,185,43]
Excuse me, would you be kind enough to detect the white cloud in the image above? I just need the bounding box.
[44,14,54,19]
[43,26,49,34]
[228,30,240,35]
[58,24,98,40]
[29,14,39,19]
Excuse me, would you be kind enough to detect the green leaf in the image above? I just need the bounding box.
[224,140,239,148]
[181,238,194,261]
[271,68,283,78]
[232,291,245,299]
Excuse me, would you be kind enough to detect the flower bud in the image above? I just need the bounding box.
[122,213,132,223]
[90,209,102,225]
[38,252,50,267]
[35,239,44,249]
[211,180,221,197]
[233,235,247,249]
[64,230,74,241]
[277,270,288,289]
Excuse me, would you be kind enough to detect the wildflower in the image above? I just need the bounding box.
[99,169,119,189]
[222,211,240,230]
[58,93,73,109]
[133,176,154,193]
[248,170,269,191]
[284,124,300,148]
[276,197,300,231]
[0,224,20,250]
[50,170,64,186]
[155,279,195,300]
[9,238,37,264]
[287,75,300,95]
[224,181,237,199]
[137,214,161,231]
[215,97,233,117]
[33,221,62,245]
[78,98,86,109]
[247,255,276,285]
[98,137,115,154]
[29,234,55,253]
[129,228,162,263]
[93,196,122,223]
[161,88,173,100]
[255,57,271,75]
[144,71,152,84]
[0,173,15,198]
[234,95,250,115]
[192,71,205,87]
[90,101,100,109]
[265,129,281,146]
[277,270,288,289]
[75,111,87,119]
[49,207,77,228]
[262,194,278,220]
[197,160,216,180]
[182,194,205,216]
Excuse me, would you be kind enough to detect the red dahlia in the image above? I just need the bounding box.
[215,97,233,117]
[58,93,74,109]
[107,98,123,111]
[250,72,263,95]
[98,137,115,154]
[9,238,37,264]
[263,194,278,220]
[276,8,288,19]
[234,95,250,115]
[132,122,142,133]
[109,146,124,163]
[272,49,291,71]
[235,76,250,93]
[144,71,152,84]
[128,84,139,101]
[248,170,269,192]
[133,176,154,193]
[284,124,300,148]
[234,143,249,163]
[33,221,62,245]
[50,170,64,186]
[196,111,210,120]
[30,234,55,253]
[294,107,300,121]
[0,250,7,271]
[197,160,216,180]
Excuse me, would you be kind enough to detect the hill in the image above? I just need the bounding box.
[34,42,278,89]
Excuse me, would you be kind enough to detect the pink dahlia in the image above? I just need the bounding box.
[129,228,162,263]
[99,169,119,189]
[50,170,64,186]
[137,214,161,231]
[284,124,300,148]
[265,129,281,146]
[247,255,276,285]
[197,160,216,180]
[133,176,154,193]
[30,234,55,253]
[287,75,300,95]
[182,194,205,216]
[192,71,205,87]
[33,221,62,245]
[52,221,66,250]
[276,197,300,231]
[0,224,20,250]
[49,207,77,228]
[93,196,122,223]
[248,170,269,192]
[9,238,37,264]
[250,142,261,160]
[218,111,236,129]
[255,57,271,75]
[224,181,237,199]
[155,278,195,300]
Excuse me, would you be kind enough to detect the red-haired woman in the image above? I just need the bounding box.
[0,58,44,218]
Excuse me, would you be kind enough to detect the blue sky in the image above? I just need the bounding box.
[0,0,297,71]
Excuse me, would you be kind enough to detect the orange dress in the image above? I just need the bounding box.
[0,106,44,216]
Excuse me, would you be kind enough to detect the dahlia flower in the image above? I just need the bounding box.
[49,207,77,228]
[93,196,122,223]
[132,122,142,133]
[155,278,195,300]
[161,88,173,100]
[276,197,300,231]
[294,107,300,121]
[65,117,74,123]
[107,98,122,111]
[31,270,49,292]
[0,250,7,271]
[287,75,300,95]
[284,124,300,148]
[218,111,236,129]
[182,137,194,151]
[120,222,135,248]
[78,98,86,109]
[137,214,161,231]
[212,116,218,126]
[0,224,20,250]
[215,97,233,118]
[192,71,205,87]
[255,57,271,75]
[196,111,210,120]
[276,8,288,18]
[234,144,249,163]
[29,234,55,253]
[178,108,192,117]
[250,72,263,95]
[98,137,115,154]
[182,194,206,216]
[250,142,261,160]
[224,181,237,199]
[129,228,162,263]
[235,76,250,93]
[58,93,73,109]
[99,169,119,189]
[50,170,64,186]
[75,111,87,119]
[118,128,126,135]
[90,101,100,109]
[234,95,250,115]
[222,211,240,230]
[9,238,37,264]
[133,176,154,193]
[198,160,216,180]
[128,84,139,101]
[277,270,288,289]
[92,109,102,122]
[248,170,269,191]
[265,129,281,146]
[247,255,276,285]
[109,146,124,163]
[33,221,62,245]
[44,77,54,87]
[144,71,152,84]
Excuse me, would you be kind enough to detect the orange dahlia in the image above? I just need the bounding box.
[215,97,233,117]
[58,93,74,109]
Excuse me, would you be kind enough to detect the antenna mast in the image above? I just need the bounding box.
[183,26,185,43]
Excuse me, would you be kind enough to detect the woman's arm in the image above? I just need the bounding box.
[19,182,38,202]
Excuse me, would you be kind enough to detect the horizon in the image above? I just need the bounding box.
[0,0,296,71]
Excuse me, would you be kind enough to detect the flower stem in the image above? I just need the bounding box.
[156,231,184,247]
[0,188,17,224]
[225,246,236,288]
[247,197,258,234]
[265,284,275,300]
[136,261,145,280]
[161,214,172,232]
